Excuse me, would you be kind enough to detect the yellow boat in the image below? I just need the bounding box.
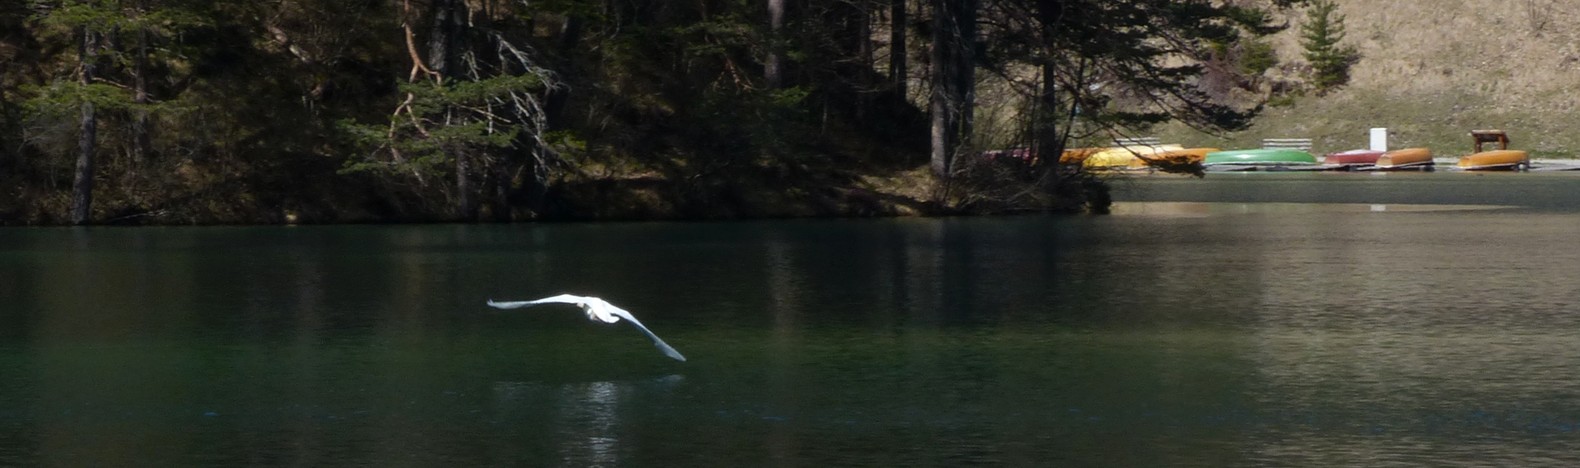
[1083,145,1183,169]
[1059,147,1108,165]
[1456,130,1529,171]
[1372,147,1435,170]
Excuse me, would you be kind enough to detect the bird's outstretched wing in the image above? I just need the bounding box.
[598,302,688,362]
[487,294,587,310]
[486,294,687,361]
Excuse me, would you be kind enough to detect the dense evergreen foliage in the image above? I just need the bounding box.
[1300,0,1358,92]
[0,0,1298,225]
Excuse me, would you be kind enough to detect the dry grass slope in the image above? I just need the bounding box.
[1159,0,1580,157]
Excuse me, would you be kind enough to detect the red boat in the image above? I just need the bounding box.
[1323,149,1384,167]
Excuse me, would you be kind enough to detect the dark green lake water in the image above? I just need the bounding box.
[6,171,1580,465]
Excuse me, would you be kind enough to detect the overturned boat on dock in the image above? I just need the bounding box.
[1203,148,1319,170]
[1081,145,1218,172]
[1370,148,1436,171]
[1456,130,1529,171]
[1457,150,1529,171]
[1323,149,1384,168]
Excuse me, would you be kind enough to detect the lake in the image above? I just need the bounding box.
[4,171,1580,466]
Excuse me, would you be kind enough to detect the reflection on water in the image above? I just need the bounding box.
[491,375,684,466]
[1245,327,1580,465]
[1111,201,1515,216]
[7,173,1580,464]
[566,381,621,466]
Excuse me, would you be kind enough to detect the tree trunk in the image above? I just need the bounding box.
[1032,3,1075,165]
[857,4,873,75]
[765,0,785,88]
[855,2,873,120]
[889,0,906,99]
[543,14,581,130]
[523,154,549,218]
[1034,62,1062,163]
[0,96,9,169]
[958,1,975,156]
[71,27,100,225]
[456,148,475,220]
[429,0,473,219]
[132,23,151,168]
[427,0,463,78]
[928,0,975,177]
[928,1,952,176]
[528,15,580,220]
[489,166,510,221]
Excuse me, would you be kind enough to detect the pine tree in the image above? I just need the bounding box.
[341,1,558,221]
[1300,0,1359,91]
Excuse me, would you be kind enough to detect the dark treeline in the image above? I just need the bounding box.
[0,0,1301,225]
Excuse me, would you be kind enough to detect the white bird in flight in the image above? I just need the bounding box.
[487,294,687,361]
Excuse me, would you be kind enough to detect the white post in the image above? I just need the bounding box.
[1369,128,1388,151]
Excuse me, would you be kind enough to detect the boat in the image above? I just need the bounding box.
[1202,148,1319,167]
[1458,149,1529,171]
[1323,149,1383,168]
[1058,147,1107,165]
[1370,147,1435,171]
[1081,145,1221,173]
[981,147,1034,163]
[1456,130,1529,171]
[1083,144,1183,169]
[1140,147,1219,168]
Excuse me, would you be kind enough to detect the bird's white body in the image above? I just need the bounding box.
[487,294,687,361]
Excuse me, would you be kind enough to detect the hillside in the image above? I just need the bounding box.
[1159,0,1580,157]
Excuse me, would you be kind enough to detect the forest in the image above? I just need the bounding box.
[0,0,1306,225]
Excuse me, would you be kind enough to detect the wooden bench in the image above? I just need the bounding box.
[1470,129,1509,152]
[1262,138,1313,152]
[1113,137,1162,148]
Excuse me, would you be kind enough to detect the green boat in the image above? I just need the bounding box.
[1203,148,1319,166]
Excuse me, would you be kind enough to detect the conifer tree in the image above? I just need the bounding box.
[342,1,558,221]
[1300,0,1359,91]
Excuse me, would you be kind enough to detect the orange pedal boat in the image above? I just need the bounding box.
[1456,130,1529,171]
[1372,147,1435,171]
